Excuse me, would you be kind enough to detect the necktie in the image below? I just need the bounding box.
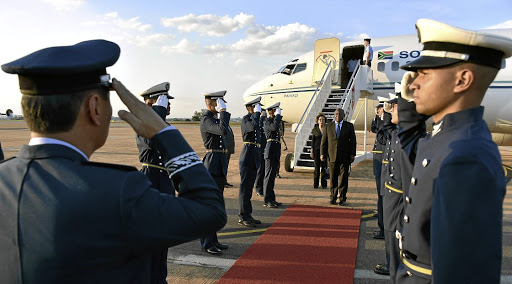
[336,123,340,138]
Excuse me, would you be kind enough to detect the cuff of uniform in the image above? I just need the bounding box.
[153,128,202,177]
[157,125,176,134]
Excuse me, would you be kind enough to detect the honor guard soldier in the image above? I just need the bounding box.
[137,82,175,284]
[396,19,511,283]
[262,102,283,208]
[0,40,226,283]
[254,108,267,197]
[371,96,387,240]
[200,90,230,255]
[238,96,264,227]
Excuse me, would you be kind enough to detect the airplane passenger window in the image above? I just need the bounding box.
[391,61,399,71]
[293,63,307,74]
[377,62,385,72]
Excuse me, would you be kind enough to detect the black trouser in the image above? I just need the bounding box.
[313,148,327,188]
[385,229,400,283]
[200,175,225,248]
[373,159,384,233]
[254,151,265,195]
[239,163,256,220]
[263,158,279,203]
[329,157,350,202]
[149,248,168,284]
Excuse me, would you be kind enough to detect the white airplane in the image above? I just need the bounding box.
[243,29,512,145]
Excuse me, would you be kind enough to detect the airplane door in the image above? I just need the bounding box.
[313,38,340,85]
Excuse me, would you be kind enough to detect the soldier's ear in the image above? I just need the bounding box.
[454,68,474,94]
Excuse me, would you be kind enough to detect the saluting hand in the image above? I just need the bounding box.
[112,78,168,139]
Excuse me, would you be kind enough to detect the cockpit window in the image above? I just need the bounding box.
[293,63,307,74]
[279,64,296,75]
[291,59,298,62]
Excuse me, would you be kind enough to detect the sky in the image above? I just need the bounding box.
[1,0,512,119]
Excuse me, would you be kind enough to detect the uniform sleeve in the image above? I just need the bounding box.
[242,112,260,132]
[431,155,504,283]
[263,115,282,132]
[120,129,227,250]
[203,111,231,135]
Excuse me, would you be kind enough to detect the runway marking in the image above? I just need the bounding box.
[218,228,267,236]
[361,213,376,219]
[167,254,236,271]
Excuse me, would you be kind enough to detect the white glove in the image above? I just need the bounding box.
[154,94,169,108]
[254,103,262,113]
[216,98,227,112]
[276,107,281,115]
[401,71,418,102]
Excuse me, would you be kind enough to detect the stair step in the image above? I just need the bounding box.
[331,89,345,93]
[300,153,312,159]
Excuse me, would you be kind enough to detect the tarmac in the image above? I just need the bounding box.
[1,120,512,283]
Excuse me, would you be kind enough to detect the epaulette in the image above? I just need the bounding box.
[0,157,15,164]
[82,161,137,172]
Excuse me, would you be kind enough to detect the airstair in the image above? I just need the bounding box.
[284,59,374,172]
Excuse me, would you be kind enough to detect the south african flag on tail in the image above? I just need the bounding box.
[378,51,393,60]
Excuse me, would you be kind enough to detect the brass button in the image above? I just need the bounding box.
[422,158,429,167]
[411,177,416,185]
[392,150,395,153]
[406,196,411,203]
[391,158,394,161]
[407,271,413,276]
[390,174,394,177]
[389,190,391,193]
[404,215,409,223]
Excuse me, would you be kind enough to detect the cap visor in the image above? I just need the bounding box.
[400,56,461,71]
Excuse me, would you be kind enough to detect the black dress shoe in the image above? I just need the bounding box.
[248,217,261,224]
[238,220,256,227]
[204,246,222,255]
[263,202,278,208]
[373,231,385,239]
[339,199,347,206]
[313,185,319,189]
[374,264,390,275]
[214,242,229,250]
[272,201,282,206]
[329,200,337,205]
[321,186,327,189]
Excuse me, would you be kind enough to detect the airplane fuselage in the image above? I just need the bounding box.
[243,30,512,144]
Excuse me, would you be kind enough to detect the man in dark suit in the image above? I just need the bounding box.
[137,82,175,284]
[238,96,264,227]
[396,19,510,283]
[0,40,226,283]
[200,90,231,255]
[321,108,356,205]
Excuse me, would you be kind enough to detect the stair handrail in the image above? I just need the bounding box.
[294,61,332,133]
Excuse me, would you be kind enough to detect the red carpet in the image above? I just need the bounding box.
[218,204,361,284]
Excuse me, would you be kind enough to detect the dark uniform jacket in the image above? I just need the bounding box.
[200,110,231,177]
[400,107,506,283]
[239,112,261,169]
[371,115,385,161]
[136,105,174,194]
[263,114,282,160]
[382,129,403,232]
[258,114,267,154]
[225,125,235,155]
[379,113,395,196]
[0,129,227,284]
[321,120,357,162]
